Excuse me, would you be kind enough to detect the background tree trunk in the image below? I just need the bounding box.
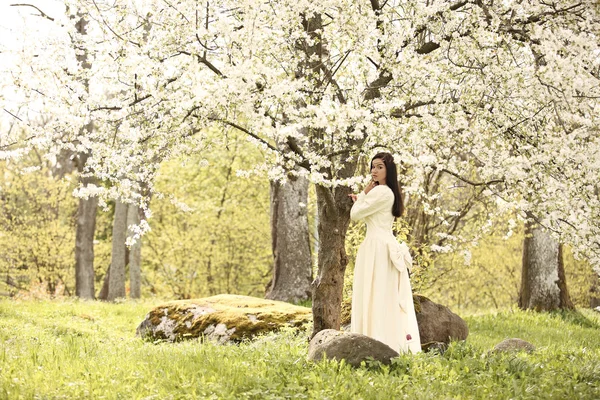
[519,224,574,311]
[97,266,110,300]
[107,200,128,301]
[127,203,142,299]
[74,152,98,299]
[589,274,600,309]
[266,175,312,303]
[72,12,97,299]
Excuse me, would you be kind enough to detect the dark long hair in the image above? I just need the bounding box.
[371,152,404,218]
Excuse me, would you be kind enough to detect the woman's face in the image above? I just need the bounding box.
[371,158,387,185]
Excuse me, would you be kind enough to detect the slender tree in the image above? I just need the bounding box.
[107,199,128,301]
[127,203,142,299]
[74,151,98,299]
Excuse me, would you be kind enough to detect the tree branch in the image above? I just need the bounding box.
[90,94,153,112]
[10,3,54,21]
[209,117,279,153]
[91,0,142,47]
[438,167,504,187]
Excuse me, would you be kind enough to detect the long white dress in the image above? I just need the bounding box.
[350,185,421,354]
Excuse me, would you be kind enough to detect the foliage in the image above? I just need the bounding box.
[426,218,598,311]
[4,0,600,272]
[0,160,77,296]
[142,133,271,299]
[1,299,600,399]
[0,130,272,300]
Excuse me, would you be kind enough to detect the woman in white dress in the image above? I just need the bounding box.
[348,152,421,354]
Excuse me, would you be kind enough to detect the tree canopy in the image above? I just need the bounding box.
[3,0,600,269]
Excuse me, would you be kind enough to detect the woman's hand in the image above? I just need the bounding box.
[349,180,378,203]
[363,180,378,195]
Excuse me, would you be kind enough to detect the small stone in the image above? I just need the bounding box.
[308,329,399,367]
[421,341,448,354]
[493,338,535,353]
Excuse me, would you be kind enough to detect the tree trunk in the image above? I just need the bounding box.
[311,183,354,337]
[97,266,110,300]
[72,13,97,300]
[266,175,312,303]
[74,152,97,299]
[589,274,600,308]
[519,224,574,311]
[127,203,142,299]
[107,200,128,301]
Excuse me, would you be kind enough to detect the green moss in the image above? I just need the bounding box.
[413,294,430,314]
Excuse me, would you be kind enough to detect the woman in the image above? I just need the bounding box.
[348,152,421,354]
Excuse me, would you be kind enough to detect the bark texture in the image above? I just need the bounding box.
[74,152,97,299]
[519,224,574,311]
[127,203,142,299]
[107,200,128,301]
[266,176,312,303]
[311,183,354,337]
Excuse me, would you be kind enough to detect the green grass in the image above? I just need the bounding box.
[1,299,599,399]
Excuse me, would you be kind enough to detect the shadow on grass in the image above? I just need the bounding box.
[549,309,600,330]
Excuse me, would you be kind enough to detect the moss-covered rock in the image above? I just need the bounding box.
[136,294,312,343]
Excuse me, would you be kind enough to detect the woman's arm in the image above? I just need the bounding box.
[350,186,393,221]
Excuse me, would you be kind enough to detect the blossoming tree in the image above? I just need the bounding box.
[4,0,600,334]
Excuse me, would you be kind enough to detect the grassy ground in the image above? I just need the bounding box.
[1,299,599,399]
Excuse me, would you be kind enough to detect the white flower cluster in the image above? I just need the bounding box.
[3,0,600,269]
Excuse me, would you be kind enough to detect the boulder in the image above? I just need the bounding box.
[136,294,311,343]
[493,338,535,353]
[414,295,469,345]
[341,294,468,348]
[308,329,399,367]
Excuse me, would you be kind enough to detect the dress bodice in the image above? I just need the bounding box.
[350,185,395,239]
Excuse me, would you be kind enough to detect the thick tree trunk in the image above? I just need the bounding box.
[311,183,354,337]
[74,152,97,299]
[519,224,574,311]
[266,176,312,303]
[127,203,142,299]
[107,200,128,301]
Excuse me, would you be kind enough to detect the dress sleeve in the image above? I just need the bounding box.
[350,186,393,221]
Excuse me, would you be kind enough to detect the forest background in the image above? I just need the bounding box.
[0,132,597,310]
[0,0,599,315]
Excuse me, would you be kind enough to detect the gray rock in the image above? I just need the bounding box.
[493,338,535,353]
[415,295,469,345]
[308,329,399,367]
